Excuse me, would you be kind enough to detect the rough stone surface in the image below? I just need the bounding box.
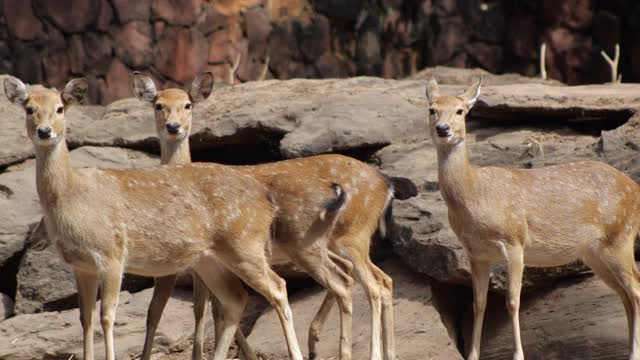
[468,274,629,359]
[0,293,14,321]
[152,0,202,26]
[112,0,152,23]
[4,0,45,41]
[0,289,198,360]
[248,258,463,360]
[35,0,96,33]
[155,27,209,83]
[113,21,154,68]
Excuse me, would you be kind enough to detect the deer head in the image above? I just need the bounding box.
[132,72,214,142]
[426,77,481,147]
[4,76,86,148]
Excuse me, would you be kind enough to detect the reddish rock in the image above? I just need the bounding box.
[593,10,621,51]
[112,0,152,23]
[154,20,166,38]
[113,21,154,67]
[312,0,363,22]
[96,0,114,32]
[245,7,272,45]
[67,35,85,75]
[206,63,233,83]
[83,32,114,76]
[43,51,71,90]
[507,15,538,59]
[103,59,132,104]
[546,27,578,54]
[155,27,208,83]
[429,16,466,64]
[268,22,302,78]
[298,14,330,62]
[207,30,237,64]
[196,4,227,35]
[35,0,95,33]
[314,51,348,78]
[542,0,593,30]
[466,42,503,74]
[13,44,43,84]
[431,0,458,16]
[4,0,45,41]
[152,0,203,26]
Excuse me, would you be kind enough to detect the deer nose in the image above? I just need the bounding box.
[166,122,181,134]
[37,127,52,139]
[435,123,450,136]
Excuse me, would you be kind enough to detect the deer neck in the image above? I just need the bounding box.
[436,141,476,208]
[160,137,191,165]
[35,140,74,209]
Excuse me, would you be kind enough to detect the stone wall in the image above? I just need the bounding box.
[0,0,638,104]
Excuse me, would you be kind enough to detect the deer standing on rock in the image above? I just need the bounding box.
[132,71,397,360]
[426,77,640,360]
[3,76,341,360]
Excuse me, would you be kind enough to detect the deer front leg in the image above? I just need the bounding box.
[99,263,124,360]
[192,273,210,360]
[504,245,525,360]
[75,270,99,360]
[467,259,490,360]
[141,275,177,360]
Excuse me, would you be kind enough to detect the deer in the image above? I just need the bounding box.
[131,71,397,360]
[3,76,350,360]
[426,77,640,360]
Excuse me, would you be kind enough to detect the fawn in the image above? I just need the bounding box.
[132,72,397,360]
[427,77,640,360]
[3,76,347,360]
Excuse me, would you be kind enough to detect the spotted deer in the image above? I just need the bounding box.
[3,76,345,360]
[132,72,396,360]
[426,77,640,360]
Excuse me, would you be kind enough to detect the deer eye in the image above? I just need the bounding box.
[456,109,463,115]
[429,108,436,116]
[56,105,64,114]
[26,107,35,115]
[184,103,191,110]
[154,103,162,111]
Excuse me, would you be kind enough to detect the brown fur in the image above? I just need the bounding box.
[427,77,640,360]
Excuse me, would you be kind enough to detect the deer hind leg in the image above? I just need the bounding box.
[99,262,124,360]
[193,260,249,360]
[283,245,354,360]
[467,259,490,360]
[191,273,210,360]
[75,269,99,360]
[369,262,396,360]
[140,275,176,360]
[208,293,259,360]
[503,244,525,360]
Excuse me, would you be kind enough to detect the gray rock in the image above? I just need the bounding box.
[12,146,158,314]
[0,293,13,320]
[247,258,463,360]
[0,289,198,360]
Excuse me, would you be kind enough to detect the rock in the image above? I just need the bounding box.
[0,293,13,320]
[155,27,209,83]
[542,0,593,30]
[207,30,236,64]
[4,0,45,41]
[244,7,271,46]
[152,0,203,26]
[0,289,197,360]
[96,0,114,31]
[248,258,463,359]
[312,0,364,22]
[3,146,158,314]
[459,0,506,44]
[298,14,331,62]
[112,0,152,23]
[42,51,70,90]
[599,112,640,183]
[465,42,503,74]
[468,275,629,359]
[113,21,154,67]
[35,0,96,33]
[315,50,348,78]
[506,15,538,60]
[196,4,227,35]
[268,22,303,78]
[67,35,85,75]
[103,58,132,104]
[82,32,114,76]
[409,66,563,85]
[428,16,467,64]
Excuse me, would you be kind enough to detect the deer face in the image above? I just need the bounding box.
[132,72,214,142]
[4,77,86,147]
[425,77,481,147]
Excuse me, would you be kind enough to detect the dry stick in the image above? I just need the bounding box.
[601,43,621,84]
[539,43,547,80]
[228,53,242,85]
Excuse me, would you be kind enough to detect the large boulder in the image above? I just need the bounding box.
[466,274,629,359]
[247,258,463,359]
[0,293,13,320]
[12,146,158,314]
[0,289,198,360]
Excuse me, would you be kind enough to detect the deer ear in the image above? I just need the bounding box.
[425,77,439,104]
[189,72,214,103]
[4,76,29,105]
[62,78,87,105]
[132,72,157,103]
[462,77,482,107]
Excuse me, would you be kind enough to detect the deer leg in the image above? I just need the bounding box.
[308,293,336,360]
[467,259,490,360]
[193,260,249,360]
[99,263,124,360]
[350,255,383,360]
[75,270,99,360]
[140,275,176,360]
[370,262,396,360]
[192,273,210,360]
[208,292,258,360]
[505,246,525,360]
